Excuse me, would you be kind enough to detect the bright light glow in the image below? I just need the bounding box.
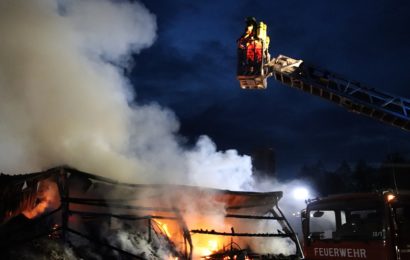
[293,187,309,201]
[387,194,396,202]
[208,240,218,252]
[194,235,224,257]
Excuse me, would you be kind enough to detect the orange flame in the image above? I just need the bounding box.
[154,220,172,238]
[194,235,225,257]
[22,179,60,219]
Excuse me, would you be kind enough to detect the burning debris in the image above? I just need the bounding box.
[0,167,303,259]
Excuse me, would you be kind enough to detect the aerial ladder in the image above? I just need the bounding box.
[237,17,410,131]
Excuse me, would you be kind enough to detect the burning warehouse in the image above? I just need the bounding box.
[0,167,303,259]
[0,1,305,259]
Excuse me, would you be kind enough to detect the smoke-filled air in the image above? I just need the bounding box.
[0,0,255,190]
[0,1,318,258]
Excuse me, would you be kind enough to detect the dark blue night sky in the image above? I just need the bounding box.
[130,0,410,178]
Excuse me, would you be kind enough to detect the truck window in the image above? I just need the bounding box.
[335,209,385,240]
[307,204,385,241]
[309,210,336,240]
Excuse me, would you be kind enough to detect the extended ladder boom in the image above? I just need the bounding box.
[236,18,410,131]
[268,55,410,131]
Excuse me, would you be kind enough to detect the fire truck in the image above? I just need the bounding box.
[301,191,410,260]
[237,18,410,259]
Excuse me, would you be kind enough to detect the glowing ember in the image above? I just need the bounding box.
[48,224,60,239]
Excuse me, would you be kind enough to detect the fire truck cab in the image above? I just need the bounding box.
[301,191,410,260]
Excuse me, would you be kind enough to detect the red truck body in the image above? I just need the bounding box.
[302,191,410,260]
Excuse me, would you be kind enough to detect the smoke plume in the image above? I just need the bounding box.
[0,1,317,257]
[0,0,253,190]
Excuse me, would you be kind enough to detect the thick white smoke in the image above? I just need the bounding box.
[0,1,317,257]
[0,0,253,190]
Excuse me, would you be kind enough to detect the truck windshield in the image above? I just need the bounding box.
[308,201,385,241]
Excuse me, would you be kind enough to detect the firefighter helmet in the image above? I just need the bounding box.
[245,16,257,26]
